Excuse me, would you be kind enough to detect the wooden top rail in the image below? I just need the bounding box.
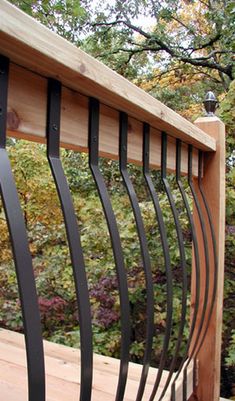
[0,0,216,154]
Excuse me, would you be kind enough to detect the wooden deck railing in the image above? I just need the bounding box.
[0,1,225,401]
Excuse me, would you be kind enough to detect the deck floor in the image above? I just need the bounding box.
[0,328,193,401]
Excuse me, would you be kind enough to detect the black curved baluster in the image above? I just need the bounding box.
[170,139,201,400]
[194,151,218,355]
[46,79,93,401]
[181,145,210,400]
[88,98,130,401]
[119,113,154,401]
[158,133,188,401]
[142,123,173,399]
[0,55,45,401]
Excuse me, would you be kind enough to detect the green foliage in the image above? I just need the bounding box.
[1,135,231,381]
[226,330,235,367]
[220,80,235,166]
[218,79,235,396]
[81,0,234,88]
[0,140,193,371]
[9,0,234,90]
[9,0,88,43]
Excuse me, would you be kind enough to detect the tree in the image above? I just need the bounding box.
[219,80,235,397]
[9,0,234,119]
[81,0,234,90]
[9,1,234,90]
[220,79,235,165]
[9,0,88,43]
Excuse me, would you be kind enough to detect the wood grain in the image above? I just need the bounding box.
[0,329,194,401]
[190,116,225,401]
[7,63,199,175]
[0,0,216,152]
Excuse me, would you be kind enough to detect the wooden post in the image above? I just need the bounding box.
[190,115,225,401]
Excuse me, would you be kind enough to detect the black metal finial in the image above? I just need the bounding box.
[204,91,217,116]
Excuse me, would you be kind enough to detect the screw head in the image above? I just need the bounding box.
[52,123,58,131]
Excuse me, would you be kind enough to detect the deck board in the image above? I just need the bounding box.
[0,328,193,400]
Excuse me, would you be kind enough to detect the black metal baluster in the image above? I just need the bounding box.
[193,151,218,355]
[46,79,93,401]
[158,133,188,401]
[170,139,201,400]
[142,123,173,400]
[89,98,130,401]
[0,55,45,401]
[182,145,210,400]
[119,113,154,401]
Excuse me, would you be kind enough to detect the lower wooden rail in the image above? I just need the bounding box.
[0,329,193,401]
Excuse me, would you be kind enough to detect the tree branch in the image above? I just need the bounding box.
[145,67,222,92]
[198,0,211,8]
[192,50,234,61]
[171,15,196,36]
[92,18,234,80]
[92,20,151,39]
[191,32,222,51]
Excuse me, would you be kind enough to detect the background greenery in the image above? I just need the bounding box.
[1,0,234,397]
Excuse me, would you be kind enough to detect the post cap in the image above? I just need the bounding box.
[204,91,217,116]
